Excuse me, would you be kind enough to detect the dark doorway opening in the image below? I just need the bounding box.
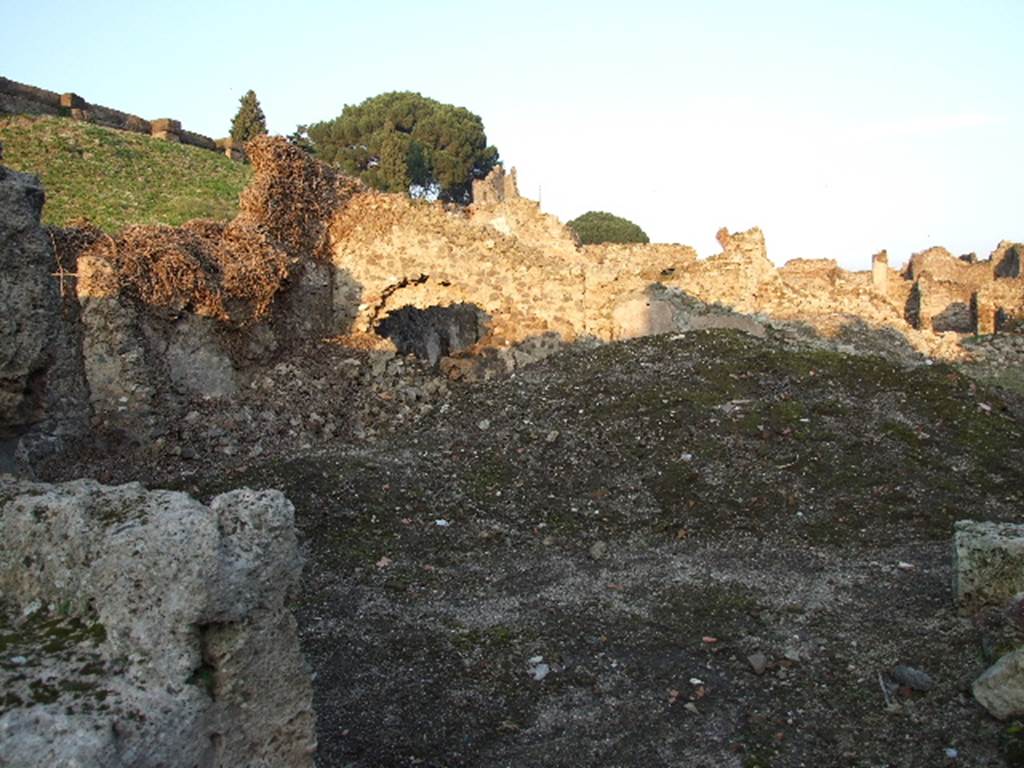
[375,304,489,365]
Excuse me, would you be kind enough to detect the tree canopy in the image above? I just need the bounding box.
[307,92,499,204]
[230,90,267,144]
[568,211,650,245]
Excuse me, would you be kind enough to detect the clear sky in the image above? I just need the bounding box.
[4,0,1022,269]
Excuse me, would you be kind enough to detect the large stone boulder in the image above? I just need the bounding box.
[0,165,89,470]
[974,647,1024,720]
[0,478,315,767]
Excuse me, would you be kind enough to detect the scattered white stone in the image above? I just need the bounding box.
[897,561,915,571]
[434,519,450,527]
[945,747,958,759]
[545,430,560,443]
[8,656,27,666]
[527,656,550,681]
[689,677,703,686]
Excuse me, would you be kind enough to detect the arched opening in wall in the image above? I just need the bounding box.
[375,303,490,366]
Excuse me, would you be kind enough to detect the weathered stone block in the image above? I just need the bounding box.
[0,164,89,468]
[872,250,889,294]
[974,647,1024,720]
[59,92,84,109]
[954,520,1024,613]
[0,478,316,767]
[150,117,181,133]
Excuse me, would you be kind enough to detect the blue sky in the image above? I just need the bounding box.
[4,0,1022,268]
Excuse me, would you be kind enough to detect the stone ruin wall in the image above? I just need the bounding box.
[0,76,244,160]
[0,164,90,471]
[4,139,1024,459]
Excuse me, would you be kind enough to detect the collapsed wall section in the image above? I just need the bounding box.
[49,137,364,438]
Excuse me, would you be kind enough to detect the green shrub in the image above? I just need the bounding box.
[568,210,650,245]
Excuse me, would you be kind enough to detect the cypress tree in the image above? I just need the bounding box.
[230,90,268,144]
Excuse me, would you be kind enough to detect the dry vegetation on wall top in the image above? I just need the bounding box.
[53,136,356,325]
[239,135,364,261]
[58,221,290,324]
[0,115,250,231]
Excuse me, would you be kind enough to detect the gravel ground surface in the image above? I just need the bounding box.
[44,328,1024,767]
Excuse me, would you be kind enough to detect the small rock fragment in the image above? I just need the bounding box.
[527,656,550,681]
[684,702,700,715]
[545,430,560,443]
[478,419,491,430]
[589,541,608,560]
[891,665,934,692]
[748,652,768,675]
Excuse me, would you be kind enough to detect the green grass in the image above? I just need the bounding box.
[0,115,251,231]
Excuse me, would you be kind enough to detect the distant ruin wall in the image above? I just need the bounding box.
[0,76,236,160]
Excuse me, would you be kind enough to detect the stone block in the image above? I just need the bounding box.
[152,130,181,142]
[872,250,889,294]
[150,117,181,133]
[60,92,85,109]
[974,647,1024,720]
[974,291,997,335]
[954,520,1024,613]
[0,478,315,767]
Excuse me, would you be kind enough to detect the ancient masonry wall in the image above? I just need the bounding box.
[0,76,244,160]
[329,164,1024,347]
[5,141,1023,448]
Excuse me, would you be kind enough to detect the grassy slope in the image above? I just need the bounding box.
[0,115,250,231]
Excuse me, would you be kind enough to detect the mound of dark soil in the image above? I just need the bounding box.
[49,329,1024,767]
